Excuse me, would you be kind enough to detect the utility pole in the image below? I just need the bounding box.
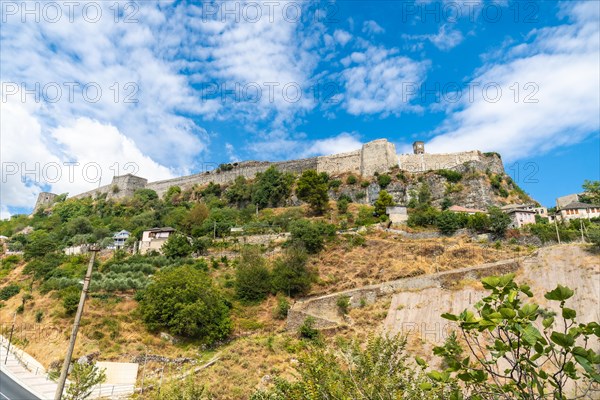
[554,218,561,244]
[4,312,16,365]
[54,246,100,400]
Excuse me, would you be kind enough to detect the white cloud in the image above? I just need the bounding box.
[333,29,352,46]
[0,206,11,221]
[301,133,363,157]
[362,20,385,35]
[403,24,464,51]
[426,2,600,161]
[340,45,429,115]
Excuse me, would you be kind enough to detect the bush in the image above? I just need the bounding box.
[488,206,511,237]
[289,219,334,254]
[436,211,465,235]
[337,197,350,214]
[328,179,342,190]
[298,316,320,340]
[436,169,463,183]
[346,175,357,185]
[0,284,20,300]
[337,295,350,315]
[467,212,491,233]
[274,295,290,320]
[271,246,315,297]
[408,206,440,227]
[139,266,232,343]
[377,174,392,188]
[360,181,370,188]
[234,247,271,302]
[61,287,81,316]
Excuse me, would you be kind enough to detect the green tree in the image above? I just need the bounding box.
[225,176,253,207]
[182,203,209,234]
[432,274,600,399]
[289,219,334,254]
[296,170,329,215]
[139,266,232,342]
[62,287,81,316]
[251,335,450,400]
[271,246,315,297]
[580,180,600,205]
[24,231,58,260]
[417,182,432,206]
[467,212,491,233]
[488,206,511,237]
[234,247,271,302]
[337,195,350,214]
[64,363,106,400]
[374,190,395,217]
[436,211,463,235]
[161,234,193,258]
[252,167,295,209]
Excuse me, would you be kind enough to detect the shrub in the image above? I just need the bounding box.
[377,174,392,189]
[488,206,511,237]
[336,295,350,315]
[408,206,440,227]
[35,310,44,323]
[234,247,271,302]
[360,181,370,188]
[436,211,464,235]
[289,219,334,254]
[346,175,357,185]
[0,284,20,300]
[337,197,350,214]
[139,266,232,343]
[467,212,491,233]
[62,287,81,316]
[298,316,320,340]
[328,179,342,190]
[436,169,463,183]
[274,295,290,320]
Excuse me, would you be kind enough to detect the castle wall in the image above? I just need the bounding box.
[361,139,398,176]
[398,150,483,173]
[317,150,362,175]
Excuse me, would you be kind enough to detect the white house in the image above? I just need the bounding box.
[556,201,600,222]
[113,230,130,249]
[502,206,536,229]
[139,227,176,255]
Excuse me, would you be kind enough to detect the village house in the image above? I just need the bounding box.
[113,230,130,250]
[139,227,176,255]
[556,201,600,222]
[500,204,537,228]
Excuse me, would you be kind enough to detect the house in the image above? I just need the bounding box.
[113,230,130,249]
[505,208,536,229]
[139,227,176,255]
[386,206,408,224]
[448,205,486,215]
[64,244,89,255]
[556,201,600,222]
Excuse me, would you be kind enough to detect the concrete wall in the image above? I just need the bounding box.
[286,258,520,331]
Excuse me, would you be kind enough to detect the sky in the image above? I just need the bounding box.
[1,0,599,217]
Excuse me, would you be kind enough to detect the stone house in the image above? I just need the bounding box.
[139,227,176,255]
[113,230,130,249]
[556,201,600,222]
[505,208,536,229]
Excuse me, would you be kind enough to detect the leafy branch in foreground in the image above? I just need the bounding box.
[430,273,600,399]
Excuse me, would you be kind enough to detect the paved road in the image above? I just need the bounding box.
[0,370,41,400]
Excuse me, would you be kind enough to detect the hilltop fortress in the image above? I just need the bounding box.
[34,139,505,209]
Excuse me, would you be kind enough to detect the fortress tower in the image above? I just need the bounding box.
[413,141,425,154]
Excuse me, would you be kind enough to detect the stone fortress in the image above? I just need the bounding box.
[34,139,504,209]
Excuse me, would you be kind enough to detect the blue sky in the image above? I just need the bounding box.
[1,0,599,217]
